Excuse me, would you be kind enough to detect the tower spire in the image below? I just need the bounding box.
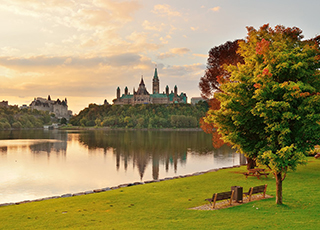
[152,66,159,94]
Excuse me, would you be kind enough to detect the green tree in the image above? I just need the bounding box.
[94,118,101,127]
[61,117,68,125]
[205,24,320,204]
[12,121,22,129]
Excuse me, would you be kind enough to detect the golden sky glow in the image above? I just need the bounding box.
[0,0,319,113]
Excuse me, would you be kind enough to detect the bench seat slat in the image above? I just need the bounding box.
[205,190,234,209]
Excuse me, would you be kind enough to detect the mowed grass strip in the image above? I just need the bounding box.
[1,158,320,229]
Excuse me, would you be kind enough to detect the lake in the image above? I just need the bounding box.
[0,129,246,204]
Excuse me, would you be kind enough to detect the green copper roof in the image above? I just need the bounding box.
[168,92,174,101]
[154,68,158,79]
[120,94,133,99]
[167,92,187,103]
[150,93,167,98]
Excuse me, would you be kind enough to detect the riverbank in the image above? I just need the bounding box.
[0,166,239,207]
[59,126,204,131]
[0,158,319,229]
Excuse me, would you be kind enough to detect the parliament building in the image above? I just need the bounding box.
[112,68,187,105]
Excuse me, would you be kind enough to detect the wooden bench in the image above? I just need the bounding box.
[243,168,269,179]
[244,184,267,201]
[205,190,234,209]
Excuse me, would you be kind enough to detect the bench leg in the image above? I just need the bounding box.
[229,190,234,206]
[263,184,267,198]
[212,193,218,209]
[249,187,253,201]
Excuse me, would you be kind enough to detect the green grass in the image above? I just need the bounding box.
[1,158,320,229]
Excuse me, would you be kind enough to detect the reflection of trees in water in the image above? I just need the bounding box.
[0,146,7,154]
[29,140,67,156]
[0,130,68,156]
[212,145,247,166]
[0,130,58,140]
[78,130,216,180]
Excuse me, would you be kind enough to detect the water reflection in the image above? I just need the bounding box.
[0,129,246,204]
[0,130,67,156]
[77,130,245,181]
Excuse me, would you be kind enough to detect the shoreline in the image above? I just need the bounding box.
[0,164,243,207]
[61,126,204,132]
[0,127,204,132]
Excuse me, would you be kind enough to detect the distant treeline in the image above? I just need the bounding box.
[70,102,209,128]
[0,105,52,130]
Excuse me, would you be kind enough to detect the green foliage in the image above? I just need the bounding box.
[70,103,208,129]
[204,25,320,204]
[0,106,52,129]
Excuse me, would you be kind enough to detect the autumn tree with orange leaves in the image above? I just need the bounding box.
[205,24,320,205]
[199,40,245,150]
[199,40,244,97]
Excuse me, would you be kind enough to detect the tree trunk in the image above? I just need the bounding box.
[275,172,283,205]
[246,157,256,170]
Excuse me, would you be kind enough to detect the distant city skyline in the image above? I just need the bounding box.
[0,0,319,113]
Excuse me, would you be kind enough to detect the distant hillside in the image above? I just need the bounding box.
[70,102,209,128]
[0,105,52,130]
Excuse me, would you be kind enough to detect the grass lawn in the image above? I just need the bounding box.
[1,158,319,229]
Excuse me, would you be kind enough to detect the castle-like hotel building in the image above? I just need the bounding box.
[113,68,187,105]
[29,96,71,119]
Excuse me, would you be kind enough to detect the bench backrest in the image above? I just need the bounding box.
[251,185,266,194]
[215,191,233,201]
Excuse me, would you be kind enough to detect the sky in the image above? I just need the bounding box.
[0,0,319,114]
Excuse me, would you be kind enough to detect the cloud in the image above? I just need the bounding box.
[210,6,221,12]
[0,0,141,30]
[152,4,181,17]
[1,47,20,55]
[157,48,191,59]
[0,54,142,70]
[142,20,165,31]
[193,53,208,58]
[0,54,156,112]
[163,63,205,77]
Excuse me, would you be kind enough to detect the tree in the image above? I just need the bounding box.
[199,40,244,98]
[204,24,320,204]
[199,40,251,162]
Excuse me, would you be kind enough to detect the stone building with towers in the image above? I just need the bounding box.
[112,68,187,105]
[29,95,71,119]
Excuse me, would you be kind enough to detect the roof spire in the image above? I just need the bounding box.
[153,65,158,79]
[139,75,145,86]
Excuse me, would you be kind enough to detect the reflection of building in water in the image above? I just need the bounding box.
[112,147,186,180]
[79,130,209,181]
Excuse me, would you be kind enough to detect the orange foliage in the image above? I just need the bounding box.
[262,68,272,77]
[299,92,310,97]
[208,98,221,110]
[199,117,214,134]
[212,129,225,149]
[200,98,226,148]
[254,83,262,89]
[256,38,270,55]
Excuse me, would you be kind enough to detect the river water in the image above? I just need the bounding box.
[0,129,246,204]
